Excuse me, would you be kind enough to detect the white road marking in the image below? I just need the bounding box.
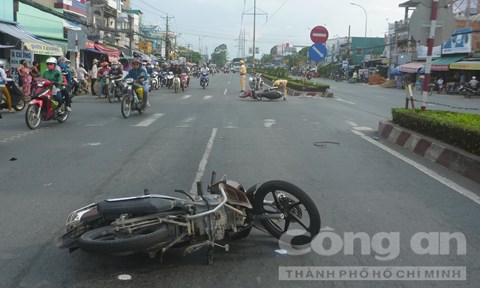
[225,121,238,128]
[353,126,374,131]
[224,88,228,95]
[352,130,480,206]
[346,121,358,127]
[182,95,191,99]
[132,113,164,127]
[336,98,356,105]
[264,119,276,128]
[83,142,102,146]
[176,116,196,127]
[203,95,213,100]
[190,128,217,194]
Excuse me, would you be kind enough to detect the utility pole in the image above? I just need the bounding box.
[162,14,174,60]
[242,3,267,65]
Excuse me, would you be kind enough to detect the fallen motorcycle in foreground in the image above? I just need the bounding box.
[55,171,321,264]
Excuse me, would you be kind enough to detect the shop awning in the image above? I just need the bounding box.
[449,61,480,71]
[431,55,466,71]
[94,43,120,62]
[0,21,63,56]
[398,61,425,73]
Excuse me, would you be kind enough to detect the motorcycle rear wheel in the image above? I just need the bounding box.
[78,225,170,255]
[15,99,26,111]
[252,180,321,245]
[121,95,132,118]
[25,105,41,130]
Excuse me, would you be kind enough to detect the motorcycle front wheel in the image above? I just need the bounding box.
[15,98,26,111]
[107,84,115,103]
[78,225,170,255]
[252,180,321,246]
[25,105,41,130]
[121,95,132,118]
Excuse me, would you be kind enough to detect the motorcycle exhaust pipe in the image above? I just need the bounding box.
[253,213,285,220]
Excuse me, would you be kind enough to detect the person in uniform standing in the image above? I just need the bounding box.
[239,60,247,92]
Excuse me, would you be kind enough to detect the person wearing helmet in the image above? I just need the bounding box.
[125,58,150,107]
[42,57,64,111]
[90,59,99,96]
[58,58,73,110]
[75,63,89,95]
[97,62,111,98]
[469,76,478,89]
[239,59,247,92]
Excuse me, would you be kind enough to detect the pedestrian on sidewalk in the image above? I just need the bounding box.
[90,59,98,96]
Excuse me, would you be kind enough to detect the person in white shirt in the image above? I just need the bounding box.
[75,64,89,94]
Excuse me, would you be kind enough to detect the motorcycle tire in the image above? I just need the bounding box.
[121,95,132,118]
[174,84,179,93]
[57,107,69,123]
[78,224,170,255]
[14,98,26,111]
[252,180,320,246]
[25,104,41,130]
[107,85,115,103]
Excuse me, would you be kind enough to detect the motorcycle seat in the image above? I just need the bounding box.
[97,196,185,216]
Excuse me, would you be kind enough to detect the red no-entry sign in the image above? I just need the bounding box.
[310,26,329,44]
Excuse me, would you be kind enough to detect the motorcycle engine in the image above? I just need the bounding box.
[193,194,227,241]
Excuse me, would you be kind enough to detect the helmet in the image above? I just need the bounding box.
[57,56,67,63]
[132,58,141,65]
[46,57,57,64]
[102,62,109,67]
[473,76,476,80]
[93,59,99,64]
[240,60,244,65]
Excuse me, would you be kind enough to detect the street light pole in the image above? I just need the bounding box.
[350,3,367,69]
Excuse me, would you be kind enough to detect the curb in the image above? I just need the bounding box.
[378,120,480,185]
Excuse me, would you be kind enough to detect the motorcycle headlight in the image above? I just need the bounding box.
[66,203,98,226]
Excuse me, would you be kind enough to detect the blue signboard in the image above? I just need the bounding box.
[308,43,327,62]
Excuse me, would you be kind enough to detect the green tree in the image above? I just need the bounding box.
[211,44,228,66]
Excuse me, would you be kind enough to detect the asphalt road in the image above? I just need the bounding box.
[1,73,479,288]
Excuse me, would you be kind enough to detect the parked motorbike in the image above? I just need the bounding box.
[121,78,148,118]
[55,171,321,263]
[107,75,124,103]
[25,77,69,129]
[166,71,174,89]
[200,71,209,89]
[0,78,26,111]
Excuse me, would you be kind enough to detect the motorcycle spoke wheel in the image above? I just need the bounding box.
[25,105,41,130]
[107,86,115,103]
[78,225,170,255]
[253,180,320,245]
[121,96,132,118]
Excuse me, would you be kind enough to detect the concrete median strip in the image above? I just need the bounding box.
[378,120,480,185]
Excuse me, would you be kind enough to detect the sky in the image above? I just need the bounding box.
[131,0,409,59]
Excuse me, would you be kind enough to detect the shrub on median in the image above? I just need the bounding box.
[260,73,330,92]
[391,108,480,156]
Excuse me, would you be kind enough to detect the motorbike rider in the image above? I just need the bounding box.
[125,58,150,107]
[0,64,14,113]
[239,60,247,92]
[75,64,89,95]
[469,76,479,89]
[97,62,110,98]
[42,57,65,112]
[57,57,73,111]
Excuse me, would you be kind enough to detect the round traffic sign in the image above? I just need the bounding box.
[308,43,328,62]
[310,26,329,44]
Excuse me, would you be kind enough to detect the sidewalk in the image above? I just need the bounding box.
[378,120,480,185]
